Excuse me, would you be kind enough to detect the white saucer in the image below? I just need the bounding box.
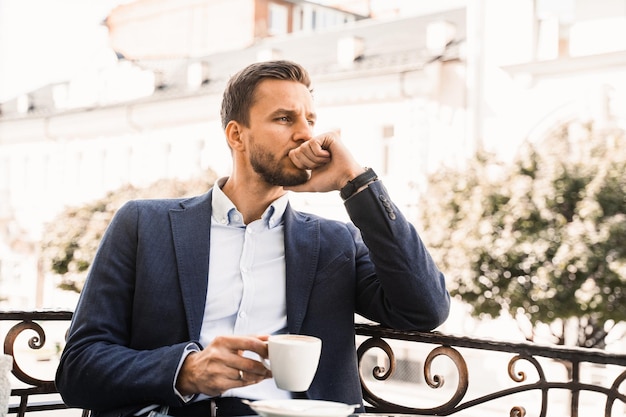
[246,399,358,417]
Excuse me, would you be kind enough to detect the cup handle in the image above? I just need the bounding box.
[262,358,271,370]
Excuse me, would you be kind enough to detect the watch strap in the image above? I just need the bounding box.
[340,167,378,200]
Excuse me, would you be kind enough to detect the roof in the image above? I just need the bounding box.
[0,8,466,119]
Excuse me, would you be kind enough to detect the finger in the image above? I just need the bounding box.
[236,356,272,378]
[289,146,330,169]
[230,366,267,387]
[295,139,331,160]
[236,370,258,387]
[306,139,332,161]
[222,336,272,376]
[214,335,267,354]
[224,366,243,382]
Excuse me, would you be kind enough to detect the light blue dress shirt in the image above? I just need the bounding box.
[137,179,293,415]
[200,178,291,400]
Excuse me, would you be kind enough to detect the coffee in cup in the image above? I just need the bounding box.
[264,334,322,392]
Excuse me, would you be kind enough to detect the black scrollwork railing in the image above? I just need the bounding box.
[1,310,88,416]
[355,324,626,417]
[2,311,625,416]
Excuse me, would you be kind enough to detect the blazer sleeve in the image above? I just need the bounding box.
[55,200,194,412]
[345,180,450,331]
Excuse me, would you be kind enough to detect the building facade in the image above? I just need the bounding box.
[1,0,625,311]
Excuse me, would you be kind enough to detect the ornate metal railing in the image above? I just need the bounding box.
[2,311,625,416]
[355,324,626,417]
[1,310,88,416]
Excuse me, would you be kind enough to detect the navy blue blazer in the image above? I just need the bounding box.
[56,180,449,416]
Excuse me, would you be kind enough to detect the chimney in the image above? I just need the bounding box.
[16,94,33,114]
[337,36,364,69]
[153,70,166,90]
[187,61,210,90]
[53,83,70,110]
[256,48,282,62]
[426,20,456,56]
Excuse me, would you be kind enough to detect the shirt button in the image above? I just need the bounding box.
[239,311,247,319]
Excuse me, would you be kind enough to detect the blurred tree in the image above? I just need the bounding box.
[420,121,626,348]
[40,170,217,293]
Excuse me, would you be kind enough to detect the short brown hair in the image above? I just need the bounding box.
[220,60,312,130]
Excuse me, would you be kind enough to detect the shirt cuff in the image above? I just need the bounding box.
[173,342,202,403]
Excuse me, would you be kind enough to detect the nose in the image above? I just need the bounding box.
[292,116,313,142]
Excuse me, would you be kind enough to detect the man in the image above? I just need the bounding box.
[56,60,450,417]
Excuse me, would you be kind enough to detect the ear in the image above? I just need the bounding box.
[225,121,246,151]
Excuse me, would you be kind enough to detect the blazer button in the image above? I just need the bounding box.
[378,195,396,219]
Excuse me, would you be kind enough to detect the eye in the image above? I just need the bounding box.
[276,116,291,123]
[307,119,315,126]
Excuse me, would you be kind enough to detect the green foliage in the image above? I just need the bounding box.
[40,171,217,293]
[420,122,626,347]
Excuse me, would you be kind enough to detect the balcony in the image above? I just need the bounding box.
[2,311,625,416]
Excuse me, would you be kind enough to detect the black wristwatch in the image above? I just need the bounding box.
[340,167,378,200]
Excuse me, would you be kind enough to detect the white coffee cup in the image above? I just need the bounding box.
[264,334,322,392]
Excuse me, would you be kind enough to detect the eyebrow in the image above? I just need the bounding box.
[270,108,317,121]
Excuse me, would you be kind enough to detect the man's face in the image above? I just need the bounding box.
[243,79,316,187]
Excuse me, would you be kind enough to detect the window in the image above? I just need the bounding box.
[268,3,288,36]
[381,124,395,176]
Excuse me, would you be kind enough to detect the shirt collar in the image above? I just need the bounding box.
[211,177,288,229]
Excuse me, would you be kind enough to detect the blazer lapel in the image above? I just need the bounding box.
[284,204,320,334]
[169,190,213,341]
